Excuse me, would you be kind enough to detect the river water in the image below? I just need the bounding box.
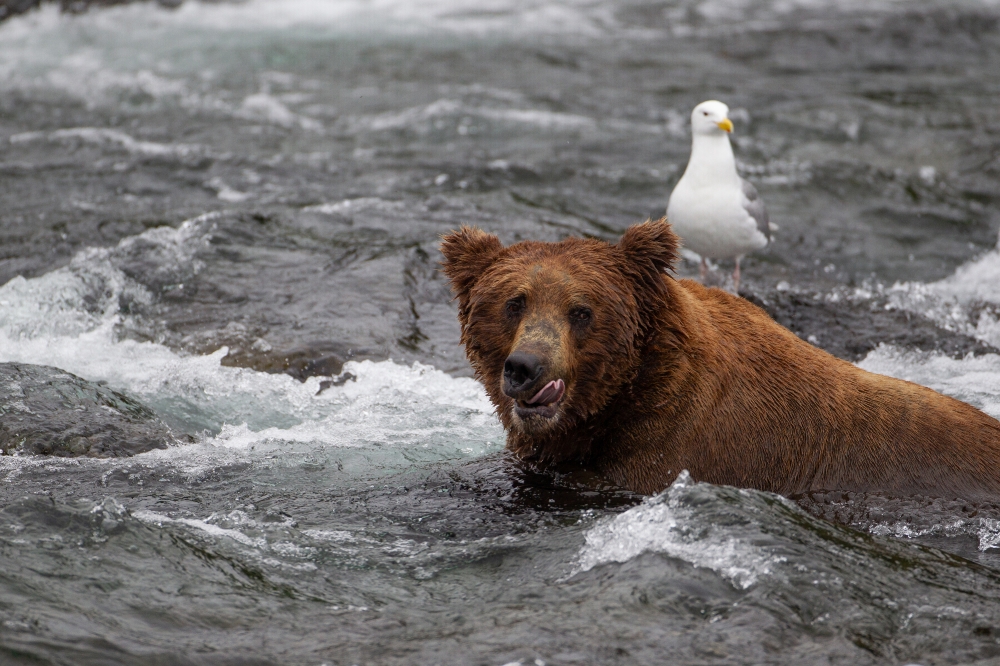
[2,1,1000,664]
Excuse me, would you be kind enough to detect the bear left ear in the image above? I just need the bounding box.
[617,218,680,277]
[440,226,504,303]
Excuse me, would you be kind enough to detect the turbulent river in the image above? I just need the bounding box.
[2,1,1000,664]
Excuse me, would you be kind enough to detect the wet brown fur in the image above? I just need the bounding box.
[441,219,1000,500]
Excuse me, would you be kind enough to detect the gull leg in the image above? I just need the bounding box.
[733,256,743,293]
[700,257,708,283]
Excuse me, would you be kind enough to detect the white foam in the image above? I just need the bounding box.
[303,197,407,215]
[0,214,502,468]
[868,516,1000,552]
[98,0,612,36]
[0,0,610,56]
[0,212,211,339]
[573,472,782,589]
[133,509,268,548]
[359,98,597,134]
[237,92,323,132]
[0,317,500,460]
[302,529,356,543]
[0,6,326,126]
[10,127,200,158]
[858,346,1000,419]
[931,245,1000,306]
[0,2,625,128]
[977,519,1000,550]
[132,508,321,571]
[205,177,251,202]
[3,0,977,41]
[3,0,975,129]
[855,240,1000,418]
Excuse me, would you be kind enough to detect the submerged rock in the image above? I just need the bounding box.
[0,363,172,457]
[219,341,350,382]
[744,289,999,362]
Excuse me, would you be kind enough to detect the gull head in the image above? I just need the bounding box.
[691,100,733,136]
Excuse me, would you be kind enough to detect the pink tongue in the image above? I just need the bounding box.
[527,379,565,406]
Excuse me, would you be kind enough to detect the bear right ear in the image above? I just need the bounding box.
[617,218,680,279]
[440,227,504,302]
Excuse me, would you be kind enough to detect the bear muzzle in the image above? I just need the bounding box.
[503,351,567,419]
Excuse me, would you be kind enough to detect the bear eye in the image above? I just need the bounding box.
[504,296,525,319]
[569,306,592,327]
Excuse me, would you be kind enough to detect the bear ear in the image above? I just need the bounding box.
[440,226,504,301]
[617,217,680,277]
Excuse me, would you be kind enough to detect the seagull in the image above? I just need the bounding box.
[666,100,770,292]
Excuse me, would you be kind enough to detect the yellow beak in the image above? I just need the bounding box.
[717,118,734,133]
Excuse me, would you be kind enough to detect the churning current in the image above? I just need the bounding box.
[3,1,1000,664]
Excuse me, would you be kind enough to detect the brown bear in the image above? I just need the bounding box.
[440,218,1000,500]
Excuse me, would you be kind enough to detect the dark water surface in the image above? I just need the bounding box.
[3,1,1000,664]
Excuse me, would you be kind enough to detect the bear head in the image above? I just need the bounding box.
[441,219,680,461]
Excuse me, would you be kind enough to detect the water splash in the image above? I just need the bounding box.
[882,239,1000,349]
[574,472,784,589]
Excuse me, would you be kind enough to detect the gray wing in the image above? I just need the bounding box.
[741,178,770,242]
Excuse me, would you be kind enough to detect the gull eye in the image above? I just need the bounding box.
[504,296,525,319]
[569,306,592,327]
[702,111,709,116]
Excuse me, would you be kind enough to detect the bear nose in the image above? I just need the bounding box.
[503,351,545,395]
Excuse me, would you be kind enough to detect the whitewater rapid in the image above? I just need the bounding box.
[3,216,1000,583]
